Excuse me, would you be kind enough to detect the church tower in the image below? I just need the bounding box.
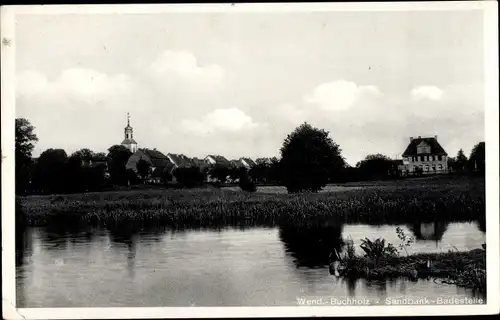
[121,113,138,152]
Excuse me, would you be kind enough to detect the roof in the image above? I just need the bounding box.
[121,138,138,145]
[140,148,167,160]
[191,157,207,168]
[206,155,230,166]
[240,157,256,167]
[402,137,447,156]
[167,153,193,167]
[150,162,176,177]
[229,159,243,167]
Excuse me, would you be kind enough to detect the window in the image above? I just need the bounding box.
[438,155,442,161]
[420,156,425,161]
[432,166,436,171]
[438,164,443,170]
[424,165,429,171]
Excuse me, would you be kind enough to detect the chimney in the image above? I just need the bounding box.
[418,136,421,139]
[434,135,438,140]
[410,137,413,141]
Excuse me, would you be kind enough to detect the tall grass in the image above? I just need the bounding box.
[17,176,485,228]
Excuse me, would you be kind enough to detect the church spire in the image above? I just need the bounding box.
[122,112,138,152]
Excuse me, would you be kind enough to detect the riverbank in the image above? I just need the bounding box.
[17,176,484,228]
[337,248,486,292]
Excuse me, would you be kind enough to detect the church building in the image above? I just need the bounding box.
[121,113,138,152]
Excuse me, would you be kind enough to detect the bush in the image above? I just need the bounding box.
[359,237,398,262]
[173,166,204,188]
[238,174,257,192]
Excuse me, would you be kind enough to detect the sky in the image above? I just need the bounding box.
[15,9,485,166]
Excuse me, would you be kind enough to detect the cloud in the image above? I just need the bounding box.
[147,50,225,87]
[16,68,134,107]
[411,86,443,101]
[180,108,259,136]
[303,80,382,111]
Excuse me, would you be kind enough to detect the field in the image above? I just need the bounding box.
[17,175,485,229]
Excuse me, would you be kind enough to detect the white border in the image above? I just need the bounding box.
[2,2,499,319]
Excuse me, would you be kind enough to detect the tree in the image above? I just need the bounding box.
[267,157,282,184]
[238,170,257,192]
[209,163,230,184]
[469,142,485,174]
[15,118,38,194]
[356,153,395,181]
[32,149,68,194]
[107,145,132,185]
[70,148,94,162]
[173,166,205,188]
[454,149,468,173]
[136,159,150,183]
[280,122,344,193]
[93,152,107,161]
[228,166,247,183]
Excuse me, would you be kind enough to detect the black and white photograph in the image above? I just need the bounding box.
[2,2,499,318]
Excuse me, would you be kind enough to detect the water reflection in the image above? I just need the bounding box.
[15,228,32,267]
[476,216,486,233]
[408,221,449,242]
[278,221,344,268]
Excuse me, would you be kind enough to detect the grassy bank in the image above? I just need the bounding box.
[337,248,486,292]
[16,176,485,228]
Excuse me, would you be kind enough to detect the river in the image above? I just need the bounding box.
[16,221,485,307]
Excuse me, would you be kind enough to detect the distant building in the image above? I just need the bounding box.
[121,113,138,153]
[229,157,256,169]
[166,153,194,169]
[240,157,256,169]
[125,148,174,184]
[204,155,231,167]
[401,136,448,174]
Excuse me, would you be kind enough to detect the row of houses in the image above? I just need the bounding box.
[125,148,262,184]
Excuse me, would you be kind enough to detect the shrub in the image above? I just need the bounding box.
[173,166,205,188]
[359,237,398,262]
[239,174,257,192]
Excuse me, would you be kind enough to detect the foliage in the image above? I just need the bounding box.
[15,118,39,194]
[209,164,230,184]
[247,157,282,184]
[356,153,397,181]
[396,226,415,256]
[468,142,485,174]
[107,145,132,185]
[31,149,68,194]
[173,166,205,188]
[280,123,344,193]
[450,149,468,173]
[70,148,94,161]
[359,237,398,262]
[136,159,150,181]
[126,168,141,186]
[238,170,257,192]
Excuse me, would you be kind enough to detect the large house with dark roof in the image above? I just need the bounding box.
[400,136,448,174]
[125,148,174,184]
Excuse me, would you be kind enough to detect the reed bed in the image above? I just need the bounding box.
[17,176,485,228]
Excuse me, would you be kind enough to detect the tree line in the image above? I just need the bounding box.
[15,118,485,195]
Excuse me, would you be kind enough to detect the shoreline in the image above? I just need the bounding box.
[16,177,485,228]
